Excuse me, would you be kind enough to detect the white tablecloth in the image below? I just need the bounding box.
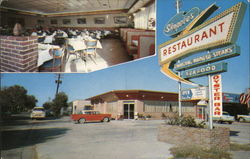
[96,40,102,49]
[68,39,86,51]
[37,44,60,66]
[68,39,102,50]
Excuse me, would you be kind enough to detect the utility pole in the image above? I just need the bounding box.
[55,74,62,96]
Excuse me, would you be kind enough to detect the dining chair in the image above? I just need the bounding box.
[84,40,98,58]
[43,34,55,44]
[66,44,78,62]
[39,47,65,72]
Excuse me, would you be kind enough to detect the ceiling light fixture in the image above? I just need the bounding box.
[0,0,8,5]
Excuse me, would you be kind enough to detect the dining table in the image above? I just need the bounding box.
[67,38,102,51]
[37,44,60,66]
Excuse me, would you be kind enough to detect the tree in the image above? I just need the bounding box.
[26,95,38,110]
[43,101,54,110]
[52,92,68,117]
[0,85,37,113]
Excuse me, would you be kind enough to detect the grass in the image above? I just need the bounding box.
[230,143,250,151]
[169,145,232,159]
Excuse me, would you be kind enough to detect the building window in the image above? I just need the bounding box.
[107,101,117,113]
[50,19,58,25]
[94,17,105,24]
[144,101,194,113]
[63,19,71,25]
[77,18,86,24]
[113,16,127,24]
[37,19,45,25]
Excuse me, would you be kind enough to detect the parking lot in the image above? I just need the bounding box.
[1,114,250,159]
[1,115,173,159]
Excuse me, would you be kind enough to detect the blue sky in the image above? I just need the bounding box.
[1,0,249,106]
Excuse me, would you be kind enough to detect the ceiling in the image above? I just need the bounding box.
[0,0,153,15]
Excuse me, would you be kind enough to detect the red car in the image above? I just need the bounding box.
[71,110,111,124]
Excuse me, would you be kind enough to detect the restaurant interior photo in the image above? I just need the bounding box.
[0,0,155,73]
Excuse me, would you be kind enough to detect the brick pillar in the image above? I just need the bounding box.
[0,36,38,72]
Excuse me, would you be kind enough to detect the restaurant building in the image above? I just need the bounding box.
[72,100,93,114]
[0,0,155,73]
[85,90,248,120]
[86,90,196,119]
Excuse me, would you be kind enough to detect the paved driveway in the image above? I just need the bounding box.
[34,118,173,159]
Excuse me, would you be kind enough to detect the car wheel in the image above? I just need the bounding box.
[103,117,109,122]
[79,118,86,124]
[239,118,245,122]
[228,121,233,124]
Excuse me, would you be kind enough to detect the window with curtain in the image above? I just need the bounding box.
[134,2,156,30]
[107,101,118,113]
[144,100,194,113]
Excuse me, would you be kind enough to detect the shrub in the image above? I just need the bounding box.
[161,113,167,119]
[165,113,205,128]
[230,143,250,151]
[170,145,232,159]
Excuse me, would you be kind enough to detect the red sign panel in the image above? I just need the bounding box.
[212,74,223,117]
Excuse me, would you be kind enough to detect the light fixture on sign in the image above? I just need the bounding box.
[197,100,208,105]
[140,7,146,11]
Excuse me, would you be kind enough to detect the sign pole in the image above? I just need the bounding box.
[207,50,213,129]
[176,0,180,14]
[178,72,182,117]
[176,0,181,117]
[208,74,213,129]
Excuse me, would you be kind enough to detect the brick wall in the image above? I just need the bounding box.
[0,36,38,72]
[158,125,230,150]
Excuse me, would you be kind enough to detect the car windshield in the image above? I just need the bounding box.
[33,108,44,111]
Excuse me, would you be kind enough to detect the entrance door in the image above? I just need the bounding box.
[197,106,206,120]
[123,103,134,119]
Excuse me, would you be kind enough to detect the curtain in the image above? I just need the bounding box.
[134,2,156,30]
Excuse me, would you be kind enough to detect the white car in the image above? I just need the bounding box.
[31,107,46,119]
[213,111,234,124]
[237,114,250,122]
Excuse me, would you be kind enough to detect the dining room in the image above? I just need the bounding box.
[0,0,156,73]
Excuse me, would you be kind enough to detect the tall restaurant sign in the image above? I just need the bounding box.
[164,7,200,36]
[158,2,246,84]
[211,74,223,117]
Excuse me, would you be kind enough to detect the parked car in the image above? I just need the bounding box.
[237,114,250,122]
[71,110,111,124]
[30,107,46,119]
[213,111,234,124]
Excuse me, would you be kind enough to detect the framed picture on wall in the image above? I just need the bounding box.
[94,17,105,24]
[37,19,45,25]
[8,17,25,27]
[50,19,58,25]
[113,16,127,24]
[77,18,86,24]
[63,19,71,25]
